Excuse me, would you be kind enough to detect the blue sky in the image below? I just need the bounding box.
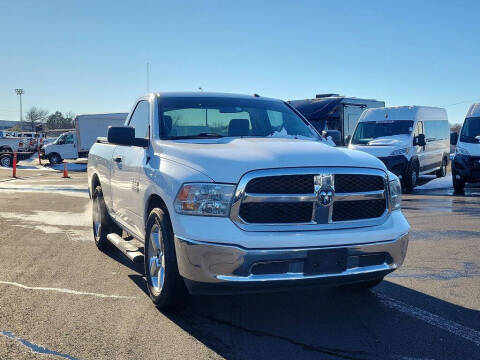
[0,0,479,123]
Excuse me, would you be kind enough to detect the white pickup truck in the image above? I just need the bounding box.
[88,92,410,309]
[0,132,29,167]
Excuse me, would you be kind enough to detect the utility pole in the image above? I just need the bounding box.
[146,62,150,93]
[15,88,24,123]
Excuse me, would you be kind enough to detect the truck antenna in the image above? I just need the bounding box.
[146,62,150,93]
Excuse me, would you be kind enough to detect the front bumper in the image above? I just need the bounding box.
[452,154,480,182]
[378,155,409,178]
[175,232,409,294]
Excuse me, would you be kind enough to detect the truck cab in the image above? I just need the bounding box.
[42,131,77,164]
[451,103,480,192]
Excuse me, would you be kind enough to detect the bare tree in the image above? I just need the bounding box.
[24,106,48,132]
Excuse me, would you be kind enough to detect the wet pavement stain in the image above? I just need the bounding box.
[0,330,81,360]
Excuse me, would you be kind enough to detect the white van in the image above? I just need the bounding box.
[349,106,450,190]
[451,103,480,192]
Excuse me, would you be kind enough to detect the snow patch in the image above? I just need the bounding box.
[415,176,452,190]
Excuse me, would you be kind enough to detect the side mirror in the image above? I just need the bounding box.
[415,134,426,147]
[108,126,135,146]
[321,130,341,146]
[345,134,352,145]
[450,132,458,145]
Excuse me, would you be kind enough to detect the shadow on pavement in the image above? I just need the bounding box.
[127,274,480,360]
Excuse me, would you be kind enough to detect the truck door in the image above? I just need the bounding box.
[110,100,150,238]
[343,105,365,144]
[414,121,427,171]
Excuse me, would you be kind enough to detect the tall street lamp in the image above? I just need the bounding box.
[15,88,25,123]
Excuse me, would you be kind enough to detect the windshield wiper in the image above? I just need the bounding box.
[170,132,224,140]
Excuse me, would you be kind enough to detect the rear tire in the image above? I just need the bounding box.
[436,158,447,178]
[144,208,187,310]
[0,154,13,168]
[92,185,121,250]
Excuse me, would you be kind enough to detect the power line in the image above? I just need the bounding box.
[444,98,480,107]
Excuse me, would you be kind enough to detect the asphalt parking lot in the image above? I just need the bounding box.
[0,165,479,360]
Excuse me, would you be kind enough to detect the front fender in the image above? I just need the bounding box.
[141,156,213,235]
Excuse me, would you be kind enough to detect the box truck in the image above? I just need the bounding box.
[42,113,127,164]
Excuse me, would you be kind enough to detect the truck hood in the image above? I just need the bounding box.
[349,135,411,158]
[157,137,386,183]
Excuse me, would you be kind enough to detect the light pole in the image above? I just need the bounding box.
[15,89,24,123]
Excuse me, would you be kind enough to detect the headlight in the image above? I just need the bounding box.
[388,175,402,211]
[390,147,410,156]
[174,183,235,217]
[455,146,470,155]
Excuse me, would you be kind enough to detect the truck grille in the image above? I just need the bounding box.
[230,168,389,230]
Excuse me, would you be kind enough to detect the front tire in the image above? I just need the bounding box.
[49,153,62,165]
[144,208,187,310]
[92,185,120,250]
[341,277,384,291]
[0,154,13,168]
[436,158,447,178]
[404,161,419,192]
[452,172,465,193]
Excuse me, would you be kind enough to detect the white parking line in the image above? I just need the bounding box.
[375,292,480,346]
[0,281,136,299]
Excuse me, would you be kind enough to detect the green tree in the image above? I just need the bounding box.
[45,111,74,130]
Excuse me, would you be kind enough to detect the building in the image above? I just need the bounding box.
[0,120,38,131]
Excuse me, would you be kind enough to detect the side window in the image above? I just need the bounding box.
[128,100,150,138]
[65,134,74,144]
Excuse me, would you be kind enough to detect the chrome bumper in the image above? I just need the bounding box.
[175,233,409,288]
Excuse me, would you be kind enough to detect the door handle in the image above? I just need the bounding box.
[113,156,123,163]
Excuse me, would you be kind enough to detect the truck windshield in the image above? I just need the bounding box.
[460,117,480,143]
[158,97,318,140]
[351,121,413,145]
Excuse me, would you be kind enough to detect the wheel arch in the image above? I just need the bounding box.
[0,146,13,153]
[90,172,101,197]
[145,194,171,232]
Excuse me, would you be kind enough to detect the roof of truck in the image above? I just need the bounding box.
[359,106,448,122]
[153,92,281,101]
[466,103,480,118]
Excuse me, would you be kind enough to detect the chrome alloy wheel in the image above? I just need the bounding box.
[92,196,102,241]
[148,224,165,296]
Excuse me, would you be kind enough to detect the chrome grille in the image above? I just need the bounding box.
[230,167,389,231]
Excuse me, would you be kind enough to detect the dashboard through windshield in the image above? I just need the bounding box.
[158,97,318,140]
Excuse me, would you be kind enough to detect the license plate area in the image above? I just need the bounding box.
[304,249,348,275]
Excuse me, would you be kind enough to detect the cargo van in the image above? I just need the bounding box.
[450,103,480,192]
[349,106,450,190]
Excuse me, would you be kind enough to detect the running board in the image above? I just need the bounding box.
[106,233,144,263]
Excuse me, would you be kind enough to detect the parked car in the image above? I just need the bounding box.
[451,103,480,192]
[0,131,29,167]
[88,92,410,309]
[289,94,385,146]
[349,106,450,191]
[42,113,127,164]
